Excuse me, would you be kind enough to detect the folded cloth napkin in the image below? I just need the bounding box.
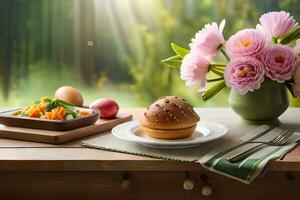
[199,125,300,184]
[82,125,300,184]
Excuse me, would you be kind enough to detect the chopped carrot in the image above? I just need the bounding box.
[55,107,65,119]
[45,112,50,119]
[45,107,66,120]
[27,105,41,118]
[39,102,47,113]
[12,110,22,116]
[79,109,91,116]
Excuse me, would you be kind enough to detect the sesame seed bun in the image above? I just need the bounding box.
[140,96,200,140]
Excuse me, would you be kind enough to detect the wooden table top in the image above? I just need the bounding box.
[0,107,299,172]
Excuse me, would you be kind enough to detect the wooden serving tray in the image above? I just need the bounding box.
[0,108,100,131]
[0,113,132,144]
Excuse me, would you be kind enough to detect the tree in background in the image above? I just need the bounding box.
[1,0,300,106]
[127,0,259,105]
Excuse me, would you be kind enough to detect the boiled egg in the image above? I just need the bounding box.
[54,86,84,107]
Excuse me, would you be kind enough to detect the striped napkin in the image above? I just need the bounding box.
[82,123,300,184]
[198,125,300,184]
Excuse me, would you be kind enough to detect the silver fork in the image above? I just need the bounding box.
[227,129,295,163]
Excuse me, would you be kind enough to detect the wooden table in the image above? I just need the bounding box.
[1,108,300,200]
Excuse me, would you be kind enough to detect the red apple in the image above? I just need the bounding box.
[89,98,119,119]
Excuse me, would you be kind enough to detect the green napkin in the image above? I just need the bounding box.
[199,125,300,184]
[82,124,300,184]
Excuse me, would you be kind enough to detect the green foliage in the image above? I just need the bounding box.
[0,60,137,107]
[171,43,190,58]
[202,80,226,101]
[2,0,300,107]
[279,26,300,44]
[45,98,78,117]
[210,67,225,77]
[161,55,182,68]
[161,43,189,68]
[200,64,226,101]
[128,24,173,105]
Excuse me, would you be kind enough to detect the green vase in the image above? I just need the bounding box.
[228,78,289,125]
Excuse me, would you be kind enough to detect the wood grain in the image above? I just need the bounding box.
[0,108,298,171]
[0,171,300,200]
[0,108,299,199]
[0,112,132,144]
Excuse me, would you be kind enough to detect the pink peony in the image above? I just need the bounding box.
[225,29,269,59]
[263,44,299,83]
[224,57,265,95]
[189,20,225,57]
[257,11,297,39]
[180,52,209,90]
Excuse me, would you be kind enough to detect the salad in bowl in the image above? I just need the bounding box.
[12,97,92,120]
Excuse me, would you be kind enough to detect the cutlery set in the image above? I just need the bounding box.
[227,129,295,162]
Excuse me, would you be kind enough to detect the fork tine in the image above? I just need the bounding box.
[276,129,295,145]
[275,129,293,144]
[271,129,285,143]
[274,129,290,144]
[226,129,294,163]
[271,129,290,143]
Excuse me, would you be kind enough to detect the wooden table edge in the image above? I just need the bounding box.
[0,158,297,172]
[0,108,300,172]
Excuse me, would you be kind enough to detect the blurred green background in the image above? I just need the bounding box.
[1,0,300,107]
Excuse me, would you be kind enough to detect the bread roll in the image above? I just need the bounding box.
[140,96,200,140]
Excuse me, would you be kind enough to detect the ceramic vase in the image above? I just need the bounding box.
[228,78,289,124]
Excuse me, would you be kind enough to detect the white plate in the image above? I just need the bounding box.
[112,120,228,149]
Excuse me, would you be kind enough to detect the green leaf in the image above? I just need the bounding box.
[285,82,295,98]
[209,64,225,77]
[55,99,75,107]
[171,43,190,58]
[207,77,224,82]
[53,99,79,117]
[201,80,226,101]
[161,55,182,68]
[45,98,77,113]
[163,60,182,68]
[210,68,224,77]
[279,26,300,44]
[46,101,57,112]
[162,55,181,62]
[280,26,300,39]
[209,63,226,68]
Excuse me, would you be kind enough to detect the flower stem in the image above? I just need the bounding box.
[272,37,279,44]
[209,63,226,67]
[207,77,224,82]
[220,48,230,62]
[201,80,226,101]
[210,68,224,77]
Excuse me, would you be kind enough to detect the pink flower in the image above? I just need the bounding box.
[263,44,299,83]
[189,20,225,57]
[224,57,265,95]
[225,29,269,59]
[257,11,297,39]
[180,52,209,90]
